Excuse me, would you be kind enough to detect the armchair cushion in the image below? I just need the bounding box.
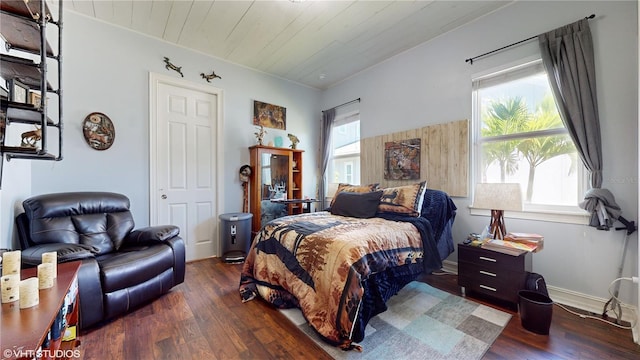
[22,192,135,253]
[126,225,180,245]
[21,243,98,266]
[98,245,174,293]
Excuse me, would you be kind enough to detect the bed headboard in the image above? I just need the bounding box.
[360,119,468,197]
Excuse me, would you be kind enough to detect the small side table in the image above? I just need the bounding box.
[270,199,322,213]
[457,243,532,305]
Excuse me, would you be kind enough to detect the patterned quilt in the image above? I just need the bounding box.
[239,211,431,349]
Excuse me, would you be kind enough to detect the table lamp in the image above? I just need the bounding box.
[473,183,523,239]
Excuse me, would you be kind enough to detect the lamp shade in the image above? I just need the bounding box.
[473,183,523,211]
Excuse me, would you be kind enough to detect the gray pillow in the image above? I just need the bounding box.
[330,190,383,218]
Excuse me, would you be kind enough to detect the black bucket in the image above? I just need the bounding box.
[518,290,553,335]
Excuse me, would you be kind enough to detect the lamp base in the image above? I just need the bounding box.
[489,209,507,239]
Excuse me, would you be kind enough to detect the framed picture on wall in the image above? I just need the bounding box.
[9,79,28,104]
[253,100,286,130]
[29,91,43,107]
[384,138,421,180]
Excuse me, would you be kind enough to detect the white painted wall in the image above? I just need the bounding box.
[323,0,639,307]
[0,9,320,250]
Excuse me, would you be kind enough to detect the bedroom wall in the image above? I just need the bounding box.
[0,10,320,250]
[323,0,639,310]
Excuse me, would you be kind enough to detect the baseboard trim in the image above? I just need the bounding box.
[547,285,637,323]
[442,261,637,323]
[442,259,458,275]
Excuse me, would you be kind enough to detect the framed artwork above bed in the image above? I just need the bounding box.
[384,138,420,180]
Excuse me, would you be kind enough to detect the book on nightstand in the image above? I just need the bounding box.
[505,232,544,252]
[482,239,533,256]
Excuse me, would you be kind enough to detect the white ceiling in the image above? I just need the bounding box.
[67,0,513,89]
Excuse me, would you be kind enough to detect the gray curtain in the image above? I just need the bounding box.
[539,19,613,228]
[318,109,335,208]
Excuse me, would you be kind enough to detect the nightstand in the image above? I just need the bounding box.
[457,243,532,305]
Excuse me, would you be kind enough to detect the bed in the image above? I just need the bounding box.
[239,185,457,350]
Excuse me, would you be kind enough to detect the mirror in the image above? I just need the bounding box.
[260,153,289,227]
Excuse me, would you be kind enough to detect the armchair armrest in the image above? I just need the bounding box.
[126,225,180,245]
[21,243,98,266]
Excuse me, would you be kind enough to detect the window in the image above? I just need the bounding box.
[344,161,354,184]
[326,111,360,187]
[472,59,585,214]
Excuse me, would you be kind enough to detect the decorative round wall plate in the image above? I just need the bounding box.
[82,112,115,150]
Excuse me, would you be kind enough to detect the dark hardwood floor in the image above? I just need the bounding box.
[78,258,640,359]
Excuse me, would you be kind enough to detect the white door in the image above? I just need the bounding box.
[150,73,222,261]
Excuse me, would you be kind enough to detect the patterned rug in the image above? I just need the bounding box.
[280,281,511,360]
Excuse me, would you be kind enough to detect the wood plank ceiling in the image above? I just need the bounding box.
[67,1,512,89]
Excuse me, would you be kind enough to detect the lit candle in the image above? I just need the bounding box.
[1,274,20,303]
[19,277,39,309]
[2,250,21,276]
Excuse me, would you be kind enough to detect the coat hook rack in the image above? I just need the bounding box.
[163,57,184,77]
[200,70,222,82]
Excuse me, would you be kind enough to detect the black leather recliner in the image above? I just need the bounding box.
[15,192,186,330]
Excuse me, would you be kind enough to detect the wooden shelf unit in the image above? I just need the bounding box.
[248,145,304,234]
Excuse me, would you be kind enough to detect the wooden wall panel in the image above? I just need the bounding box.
[361,119,468,197]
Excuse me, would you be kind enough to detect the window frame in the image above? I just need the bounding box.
[470,58,589,225]
[344,161,354,184]
[324,109,361,204]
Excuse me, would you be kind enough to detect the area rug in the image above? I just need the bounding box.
[279,281,511,360]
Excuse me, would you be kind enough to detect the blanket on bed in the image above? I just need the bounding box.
[239,212,433,349]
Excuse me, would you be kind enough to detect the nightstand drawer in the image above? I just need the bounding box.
[458,261,526,285]
[458,275,520,303]
[458,262,527,303]
[458,244,525,272]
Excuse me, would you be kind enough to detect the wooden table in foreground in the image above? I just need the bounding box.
[1,261,81,360]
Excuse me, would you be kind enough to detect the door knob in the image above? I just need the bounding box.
[161,194,167,199]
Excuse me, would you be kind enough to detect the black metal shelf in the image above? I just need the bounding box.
[0,54,54,92]
[2,146,57,161]
[1,99,55,125]
[0,0,52,20]
[0,0,63,187]
[0,10,55,57]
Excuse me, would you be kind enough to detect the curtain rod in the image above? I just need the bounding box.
[322,98,360,113]
[465,14,595,65]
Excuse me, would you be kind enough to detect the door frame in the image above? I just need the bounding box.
[148,72,225,256]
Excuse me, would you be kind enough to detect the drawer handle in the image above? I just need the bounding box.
[479,270,496,277]
[479,256,497,262]
[479,284,497,292]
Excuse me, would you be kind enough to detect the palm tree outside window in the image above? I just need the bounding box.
[473,59,586,211]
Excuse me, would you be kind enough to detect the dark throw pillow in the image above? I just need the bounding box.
[329,183,380,207]
[330,190,383,218]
